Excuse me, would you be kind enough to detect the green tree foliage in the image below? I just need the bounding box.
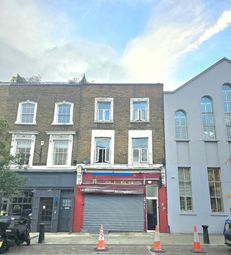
[0,120,26,208]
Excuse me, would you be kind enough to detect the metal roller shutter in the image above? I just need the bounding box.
[83,194,144,232]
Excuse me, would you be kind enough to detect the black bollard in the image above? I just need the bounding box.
[38,223,45,243]
[202,225,210,244]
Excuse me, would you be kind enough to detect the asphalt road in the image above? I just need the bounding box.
[6,244,231,255]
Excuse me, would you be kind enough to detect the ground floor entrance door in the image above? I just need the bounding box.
[58,190,73,232]
[147,199,157,231]
[39,197,53,232]
[146,185,158,231]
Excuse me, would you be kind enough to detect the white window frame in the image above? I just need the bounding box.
[15,100,37,125]
[207,168,224,213]
[175,110,188,140]
[200,96,216,140]
[130,98,149,122]
[46,132,74,167]
[178,167,193,212]
[10,132,36,166]
[94,98,113,122]
[222,84,231,140]
[52,101,74,125]
[128,130,152,165]
[91,130,115,164]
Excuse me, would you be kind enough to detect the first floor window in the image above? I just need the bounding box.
[132,138,148,163]
[95,137,110,163]
[178,167,193,211]
[53,140,69,165]
[208,168,224,212]
[91,130,114,165]
[10,133,36,166]
[128,130,152,165]
[47,133,73,166]
[15,139,31,164]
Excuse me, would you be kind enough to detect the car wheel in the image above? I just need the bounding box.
[0,240,8,254]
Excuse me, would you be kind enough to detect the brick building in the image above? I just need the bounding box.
[0,77,168,232]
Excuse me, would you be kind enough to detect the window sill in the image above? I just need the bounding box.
[130,121,150,123]
[175,139,190,142]
[94,121,114,124]
[45,165,73,169]
[179,212,197,216]
[203,140,219,142]
[210,213,228,217]
[52,123,73,125]
[15,122,36,125]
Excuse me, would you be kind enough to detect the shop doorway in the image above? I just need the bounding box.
[147,199,157,231]
[146,185,158,231]
[38,197,53,232]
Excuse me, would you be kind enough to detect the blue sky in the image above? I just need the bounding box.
[0,0,231,90]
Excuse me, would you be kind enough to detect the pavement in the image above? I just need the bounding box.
[30,231,225,246]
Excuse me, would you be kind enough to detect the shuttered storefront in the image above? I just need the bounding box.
[83,194,144,232]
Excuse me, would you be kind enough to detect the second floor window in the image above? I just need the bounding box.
[132,138,148,163]
[53,102,73,125]
[131,98,149,122]
[222,84,231,139]
[95,137,111,163]
[200,96,216,139]
[16,101,37,124]
[95,98,113,122]
[175,110,188,139]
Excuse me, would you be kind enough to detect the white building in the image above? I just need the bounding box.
[164,58,231,233]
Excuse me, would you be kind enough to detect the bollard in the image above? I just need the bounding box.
[38,223,45,243]
[202,225,210,244]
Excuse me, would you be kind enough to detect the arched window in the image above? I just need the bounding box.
[52,101,74,125]
[222,84,231,139]
[200,96,216,139]
[175,110,188,139]
[15,100,37,124]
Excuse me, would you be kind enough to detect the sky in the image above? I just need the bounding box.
[0,0,231,90]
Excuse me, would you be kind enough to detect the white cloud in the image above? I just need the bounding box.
[183,9,231,53]
[0,0,124,82]
[121,0,207,89]
[0,0,231,90]
[121,1,231,90]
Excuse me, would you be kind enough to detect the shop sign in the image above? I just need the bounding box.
[94,179,143,185]
[80,187,144,194]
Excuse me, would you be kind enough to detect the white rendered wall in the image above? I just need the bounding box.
[164,59,231,233]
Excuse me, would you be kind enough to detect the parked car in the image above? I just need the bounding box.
[224,219,231,247]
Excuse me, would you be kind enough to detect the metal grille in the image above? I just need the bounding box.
[83,194,144,232]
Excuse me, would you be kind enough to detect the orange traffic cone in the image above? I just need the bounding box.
[192,226,206,253]
[150,225,165,253]
[95,224,107,251]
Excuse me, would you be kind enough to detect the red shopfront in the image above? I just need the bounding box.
[73,171,168,233]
